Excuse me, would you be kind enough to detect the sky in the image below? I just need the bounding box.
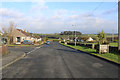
[0,1,118,34]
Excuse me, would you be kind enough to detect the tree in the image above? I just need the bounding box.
[32,33,40,39]
[2,21,16,44]
[97,30,107,44]
[60,31,82,35]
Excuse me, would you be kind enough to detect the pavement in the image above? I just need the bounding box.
[2,46,36,69]
[2,51,25,67]
[2,42,119,78]
[8,46,36,54]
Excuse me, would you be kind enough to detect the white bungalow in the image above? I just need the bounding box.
[86,37,94,42]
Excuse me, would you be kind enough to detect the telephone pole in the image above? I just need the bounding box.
[112,29,114,42]
[75,30,77,46]
[72,25,77,46]
[118,0,120,51]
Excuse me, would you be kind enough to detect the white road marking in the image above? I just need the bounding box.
[2,45,43,70]
[26,46,42,55]
[2,53,26,70]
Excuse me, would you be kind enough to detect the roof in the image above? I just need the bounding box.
[87,37,94,41]
[17,29,30,37]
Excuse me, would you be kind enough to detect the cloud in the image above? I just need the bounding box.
[54,9,67,15]
[0,7,118,34]
[102,8,117,15]
[30,1,48,12]
[52,15,63,19]
[70,15,79,19]
[0,8,24,18]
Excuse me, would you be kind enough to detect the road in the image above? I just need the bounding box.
[2,42,119,78]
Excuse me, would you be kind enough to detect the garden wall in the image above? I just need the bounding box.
[0,46,2,54]
[1,45,8,54]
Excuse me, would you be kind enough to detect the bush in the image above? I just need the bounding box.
[98,30,108,44]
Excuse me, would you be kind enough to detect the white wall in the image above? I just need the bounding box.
[21,37,25,42]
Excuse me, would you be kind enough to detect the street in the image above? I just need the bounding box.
[2,42,118,78]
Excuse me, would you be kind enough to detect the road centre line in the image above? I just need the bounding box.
[26,46,42,55]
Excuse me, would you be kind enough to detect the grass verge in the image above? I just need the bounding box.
[81,42,118,47]
[60,43,120,64]
[8,44,34,47]
[109,43,118,47]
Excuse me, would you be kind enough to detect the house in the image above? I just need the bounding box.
[37,38,42,41]
[86,37,94,42]
[10,29,42,44]
[11,29,32,44]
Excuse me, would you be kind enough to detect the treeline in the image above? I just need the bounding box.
[60,31,82,35]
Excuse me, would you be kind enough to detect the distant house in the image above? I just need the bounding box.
[86,37,94,42]
[10,29,42,44]
[10,29,32,44]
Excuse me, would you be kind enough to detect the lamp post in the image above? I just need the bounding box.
[72,25,77,46]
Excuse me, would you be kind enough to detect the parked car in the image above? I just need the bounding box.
[22,40,34,45]
[1,37,8,44]
[45,41,50,44]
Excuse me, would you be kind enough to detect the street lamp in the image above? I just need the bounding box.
[72,25,77,46]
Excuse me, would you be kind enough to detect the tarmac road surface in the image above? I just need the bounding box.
[2,42,119,78]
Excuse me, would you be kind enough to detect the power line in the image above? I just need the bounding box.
[91,0,104,14]
[91,0,118,15]
[90,1,118,32]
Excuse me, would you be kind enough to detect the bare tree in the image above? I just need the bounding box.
[2,26,8,37]
[2,21,16,44]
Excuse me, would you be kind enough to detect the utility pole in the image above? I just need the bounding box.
[72,31,74,42]
[112,29,114,42]
[72,25,77,46]
[118,0,120,51]
[75,30,77,46]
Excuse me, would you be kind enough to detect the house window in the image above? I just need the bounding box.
[17,37,20,42]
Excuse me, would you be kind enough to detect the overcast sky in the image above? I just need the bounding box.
[0,1,118,34]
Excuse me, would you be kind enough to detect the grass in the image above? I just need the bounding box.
[81,42,118,47]
[8,44,34,47]
[60,43,120,64]
[81,42,98,45]
[109,43,118,47]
